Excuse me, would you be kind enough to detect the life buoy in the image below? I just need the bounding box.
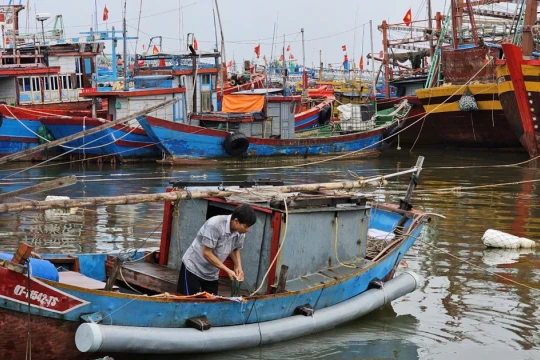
[223,132,249,156]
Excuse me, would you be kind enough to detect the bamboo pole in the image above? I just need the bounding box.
[0,98,179,165]
[0,175,77,202]
[0,166,421,213]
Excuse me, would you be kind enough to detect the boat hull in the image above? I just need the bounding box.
[39,116,161,162]
[415,84,521,149]
[497,43,540,157]
[138,116,386,163]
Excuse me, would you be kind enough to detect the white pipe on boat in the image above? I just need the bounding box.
[76,271,421,354]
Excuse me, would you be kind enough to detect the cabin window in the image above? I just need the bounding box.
[49,76,59,91]
[31,77,41,92]
[201,91,212,112]
[18,77,31,92]
[74,58,83,89]
[43,77,49,90]
[60,75,73,90]
[202,74,210,85]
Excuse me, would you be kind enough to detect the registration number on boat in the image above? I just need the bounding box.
[13,285,59,307]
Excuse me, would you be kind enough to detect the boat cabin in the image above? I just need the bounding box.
[84,51,221,124]
[159,184,372,295]
[0,4,104,108]
[189,89,301,140]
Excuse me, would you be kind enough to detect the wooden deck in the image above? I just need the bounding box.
[106,259,248,297]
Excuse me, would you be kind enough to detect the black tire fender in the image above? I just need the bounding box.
[318,105,331,125]
[223,132,249,156]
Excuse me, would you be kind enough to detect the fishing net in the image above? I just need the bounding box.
[458,86,479,112]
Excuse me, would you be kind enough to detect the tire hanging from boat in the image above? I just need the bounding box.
[318,105,331,126]
[223,132,249,156]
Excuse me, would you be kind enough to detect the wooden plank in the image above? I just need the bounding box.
[276,264,289,293]
[58,271,117,290]
[0,176,77,202]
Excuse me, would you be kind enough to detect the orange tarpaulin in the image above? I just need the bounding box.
[222,94,265,113]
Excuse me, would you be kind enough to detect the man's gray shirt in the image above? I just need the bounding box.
[182,215,245,281]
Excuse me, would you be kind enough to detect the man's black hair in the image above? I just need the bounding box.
[232,204,257,227]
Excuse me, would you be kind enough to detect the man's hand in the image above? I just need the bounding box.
[235,267,244,282]
[226,269,238,281]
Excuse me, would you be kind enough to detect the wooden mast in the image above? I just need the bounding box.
[522,0,538,56]
[380,20,390,99]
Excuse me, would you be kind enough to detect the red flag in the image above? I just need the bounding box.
[152,45,159,54]
[193,37,198,51]
[289,53,294,59]
[279,54,284,61]
[227,60,233,67]
[359,56,364,70]
[286,45,291,52]
[342,45,347,51]
[103,5,109,21]
[254,44,261,58]
[403,8,412,26]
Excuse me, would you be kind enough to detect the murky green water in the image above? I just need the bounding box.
[1,148,539,359]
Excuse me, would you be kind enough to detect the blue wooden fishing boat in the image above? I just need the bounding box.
[137,91,410,165]
[0,161,428,359]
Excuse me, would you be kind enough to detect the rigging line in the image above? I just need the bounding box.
[134,0,144,55]
[416,237,540,292]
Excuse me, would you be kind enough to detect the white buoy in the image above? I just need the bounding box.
[481,229,536,249]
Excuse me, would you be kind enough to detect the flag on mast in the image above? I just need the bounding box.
[286,45,290,52]
[342,45,347,51]
[103,5,109,21]
[193,37,198,50]
[403,8,412,26]
[254,44,261,58]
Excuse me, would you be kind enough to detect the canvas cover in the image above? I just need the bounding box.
[222,94,265,113]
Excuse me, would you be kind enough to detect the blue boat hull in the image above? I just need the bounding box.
[0,207,422,327]
[39,117,161,160]
[138,116,385,161]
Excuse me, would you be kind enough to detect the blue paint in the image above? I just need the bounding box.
[138,116,383,160]
[0,118,42,156]
[0,205,422,327]
[0,253,59,281]
[43,123,160,159]
[1,206,423,329]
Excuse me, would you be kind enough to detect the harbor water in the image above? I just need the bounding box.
[1,148,539,359]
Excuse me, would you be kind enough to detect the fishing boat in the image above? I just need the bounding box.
[398,1,522,149]
[137,89,410,165]
[0,4,107,160]
[0,159,429,359]
[496,1,540,157]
